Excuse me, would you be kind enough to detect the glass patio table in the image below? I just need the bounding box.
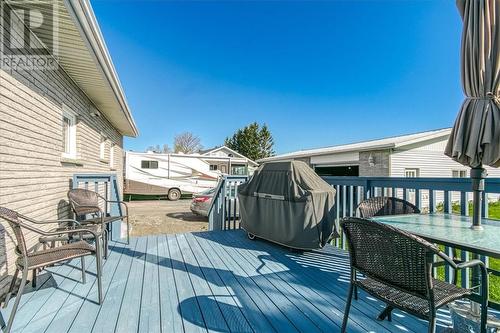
[373,213,500,328]
[372,213,500,258]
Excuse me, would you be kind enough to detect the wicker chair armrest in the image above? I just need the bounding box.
[17,221,100,239]
[45,228,101,239]
[31,218,81,226]
[435,250,457,268]
[452,259,488,295]
[456,259,485,270]
[105,200,129,215]
[97,194,127,207]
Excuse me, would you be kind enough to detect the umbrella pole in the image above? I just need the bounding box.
[470,167,487,230]
[470,167,487,317]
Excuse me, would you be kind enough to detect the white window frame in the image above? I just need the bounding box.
[452,169,467,178]
[109,143,115,169]
[404,168,419,178]
[99,134,107,160]
[61,107,77,159]
[404,168,419,193]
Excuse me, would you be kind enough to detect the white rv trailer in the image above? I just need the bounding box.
[124,151,221,200]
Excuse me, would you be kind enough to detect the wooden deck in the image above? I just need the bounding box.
[1,230,452,333]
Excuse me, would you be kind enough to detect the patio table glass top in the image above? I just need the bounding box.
[372,213,500,258]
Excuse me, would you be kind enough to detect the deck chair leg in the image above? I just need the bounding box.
[3,269,19,308]
[428,312,436,333]
[377,305,394,321]
[480,298,488,333]
[103,230,108,260]
[81,256,86,284]
[341,282,354,333]
[5,269,28,333]
[126,216,130,245]
[353,285,358,300]
[95,241,103,304]
[31,269,36,288]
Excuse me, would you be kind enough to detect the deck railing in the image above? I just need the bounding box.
[324,176,500,310]
[208,175,247,231]
[207,174,500,308]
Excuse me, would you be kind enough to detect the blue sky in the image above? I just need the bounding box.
[92,0,463,155]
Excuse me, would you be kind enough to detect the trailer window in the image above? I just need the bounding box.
[141,160,158,169]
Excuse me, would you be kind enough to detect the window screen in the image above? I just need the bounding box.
[141,160,158,169]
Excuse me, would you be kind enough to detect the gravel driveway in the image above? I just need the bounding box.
[127,199,208,237]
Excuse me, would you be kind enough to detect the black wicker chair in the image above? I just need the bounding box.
[340,217,488,333]
[0,207,103,333]
[68,188,130,258]
[357,196,420,218]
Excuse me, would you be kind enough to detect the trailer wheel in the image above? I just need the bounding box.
[168,188,181,201]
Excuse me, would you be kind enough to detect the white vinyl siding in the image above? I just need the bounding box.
[390,139,500,205]
[391,140,500,179]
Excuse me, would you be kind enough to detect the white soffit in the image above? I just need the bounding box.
[11,0,138,137]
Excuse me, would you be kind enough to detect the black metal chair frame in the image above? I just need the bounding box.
[68,189,130,258]
[340,217,488,333]
[0,208,103,333]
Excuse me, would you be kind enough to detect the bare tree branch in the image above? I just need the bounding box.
[174,132,203,153]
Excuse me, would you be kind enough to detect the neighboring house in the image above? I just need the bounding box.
[0,1,137,292]
[200,146,258,175]
[259,128,500,204]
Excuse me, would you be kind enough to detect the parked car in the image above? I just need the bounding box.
[190,187,240,217]
[190,188,216,217]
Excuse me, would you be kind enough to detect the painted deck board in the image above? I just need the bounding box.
[1,230,456,333]
[138,235,162,333]
[157,235,184,333]
[114,236,148,333]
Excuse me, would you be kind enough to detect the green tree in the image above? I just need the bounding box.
[224,122,275,161]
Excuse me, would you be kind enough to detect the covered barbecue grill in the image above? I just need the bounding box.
[238,161,338,250]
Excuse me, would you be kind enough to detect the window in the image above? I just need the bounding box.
[141,160,158,169]
[452,170,467,178]
[209,165,218,171]
[404,168,419,178]
[231,165,247,175]
[109,144,115,168]
[61,109,77,158]
[99,135,106,160]
[404,168,419,193]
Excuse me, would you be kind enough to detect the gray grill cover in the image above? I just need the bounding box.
[238,161,338,250]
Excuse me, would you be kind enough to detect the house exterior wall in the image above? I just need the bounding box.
[390,139,500,205]
[359,150,390,177]
[390,139,500,179]
[0,16,124,293]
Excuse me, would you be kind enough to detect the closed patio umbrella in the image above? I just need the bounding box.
[445,0,500,229]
